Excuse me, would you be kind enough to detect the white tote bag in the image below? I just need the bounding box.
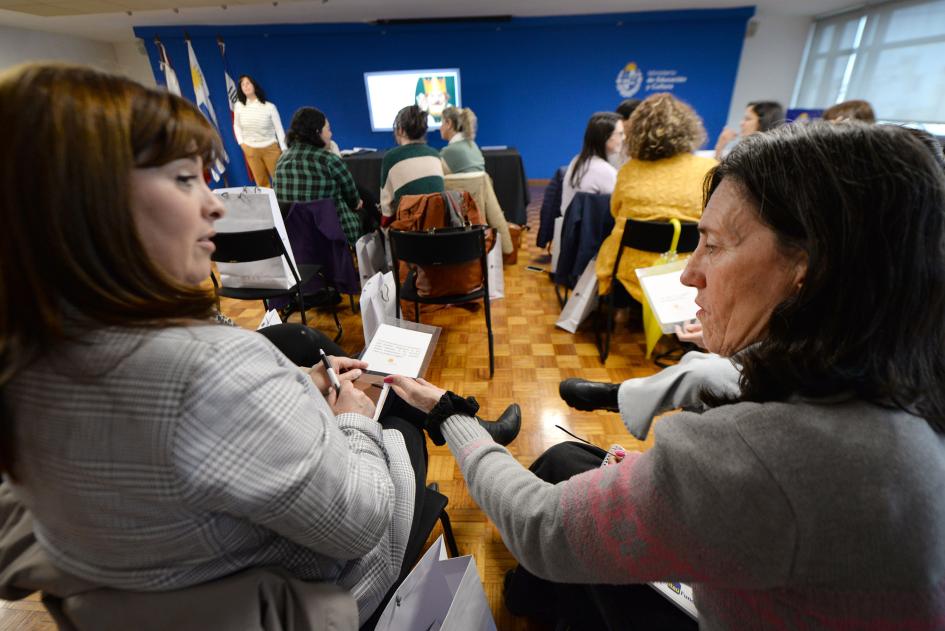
[356,230,389,288]
[374,536,497,631]
[487,232,504,301]
[360,271,396,344]
[213,187,299,290]
[550,215,564,276]
[555,257,599,333]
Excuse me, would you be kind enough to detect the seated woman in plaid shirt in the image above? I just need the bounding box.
[273,106,365,245]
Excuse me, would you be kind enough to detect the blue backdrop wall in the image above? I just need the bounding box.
[136,7,752,188]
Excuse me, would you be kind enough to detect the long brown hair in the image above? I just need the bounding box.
[0,63,223,477]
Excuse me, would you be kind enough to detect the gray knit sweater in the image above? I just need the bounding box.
[442,396,945,629]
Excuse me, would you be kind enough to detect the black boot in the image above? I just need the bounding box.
[558,379,619,412]
[477,403,521,446]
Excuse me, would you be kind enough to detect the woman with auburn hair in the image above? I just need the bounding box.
[823,99,876,123]
[0,63,430,626]
[595,92,716,304]
[387,121,945,629]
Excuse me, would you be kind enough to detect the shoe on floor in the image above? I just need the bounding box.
[558,378,619,412]
[478,403,522,446]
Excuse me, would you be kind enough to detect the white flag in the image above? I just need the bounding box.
[154,39,181,96]
[186,38,228,181]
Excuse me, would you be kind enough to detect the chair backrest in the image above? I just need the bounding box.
[388,226,486,267]
[619,219,699,254]
[211,228,288,264]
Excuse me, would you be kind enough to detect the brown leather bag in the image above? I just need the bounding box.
[390,191,495,297]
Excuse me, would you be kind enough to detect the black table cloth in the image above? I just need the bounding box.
[343,147,530,225]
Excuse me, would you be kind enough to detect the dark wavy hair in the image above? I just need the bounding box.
[570,112,621,188]
[286,107,327,148]
[236,74,267,105]
[394,104,428,141]
[702,122,945,432]
[747,101,784,132]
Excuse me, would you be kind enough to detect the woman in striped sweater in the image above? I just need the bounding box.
[379,105,444,225]
[234,74,286,188]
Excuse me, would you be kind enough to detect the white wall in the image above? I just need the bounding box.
[724,12,812,130]
[113,39,156,86]
[0,24,119,73]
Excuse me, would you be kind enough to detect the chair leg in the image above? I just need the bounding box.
[602,290,616,363]
[483,294,494,378]
[297,290,307,326]
[413,300,420,324]
[439,510,460,558]
[349,294,358,314]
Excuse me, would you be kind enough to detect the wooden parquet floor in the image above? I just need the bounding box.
[1,185,669,631]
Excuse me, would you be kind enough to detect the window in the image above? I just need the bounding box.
[793,0,945,131]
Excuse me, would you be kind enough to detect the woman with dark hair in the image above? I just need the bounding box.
[379,104,444,224]
[273,106,364,245]
[234,74,286,188]
[714,100,784,159]
[595,93,716,303]
[388,121,945,628]
[0,63,432,626]
[560,111,623,215]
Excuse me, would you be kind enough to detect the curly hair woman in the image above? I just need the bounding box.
[595,92,716,303]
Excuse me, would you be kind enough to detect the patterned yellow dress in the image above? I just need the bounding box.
[595,152,717,301]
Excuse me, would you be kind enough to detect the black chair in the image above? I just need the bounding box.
[210,227,329,330]
[595,219,699,363]
[388,226,494,378]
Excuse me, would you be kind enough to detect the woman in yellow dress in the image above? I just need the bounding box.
[595,93,716,302]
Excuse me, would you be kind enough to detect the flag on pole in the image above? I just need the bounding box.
[217,37,240,116]
[154,38,181,96]
[186,37,228,182]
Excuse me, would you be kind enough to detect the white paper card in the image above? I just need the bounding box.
[637,259,698,333]
[651,582,698,619]
[362,324,433,378]
[256,309,282,330]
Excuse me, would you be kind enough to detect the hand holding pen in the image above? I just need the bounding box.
[310,352,374,417]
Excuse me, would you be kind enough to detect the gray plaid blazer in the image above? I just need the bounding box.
[6,323,414,624]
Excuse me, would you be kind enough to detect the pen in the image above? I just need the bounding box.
[319,349,342,395]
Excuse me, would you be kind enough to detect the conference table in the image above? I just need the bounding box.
[343,147,530,225]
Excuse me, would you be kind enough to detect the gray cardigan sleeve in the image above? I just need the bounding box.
[442,404,796,587]
[171,334,394,560]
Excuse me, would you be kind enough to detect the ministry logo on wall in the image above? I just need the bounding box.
[615,62,643,97]
[616,61,688,97]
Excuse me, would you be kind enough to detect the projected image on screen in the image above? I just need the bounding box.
[364,69,462,132]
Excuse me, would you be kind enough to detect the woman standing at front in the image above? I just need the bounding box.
[234,74,286,188]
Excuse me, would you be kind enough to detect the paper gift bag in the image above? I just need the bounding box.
[356,230,389,288]
[550,215,564,276]
[487,232,504,301]
[374,536,496,631]
[360,271,396,344]
[213,187,300,289]
[555,257,599,333]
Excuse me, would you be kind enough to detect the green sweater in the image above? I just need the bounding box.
[440,136,486,174]
[379,143,445,220]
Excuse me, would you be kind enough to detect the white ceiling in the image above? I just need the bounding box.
[0,0,857,43]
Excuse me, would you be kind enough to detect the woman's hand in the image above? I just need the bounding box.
[327,380,376,417]
[674,321,706,349]
[308,356,368,395]
[385,375,446,414]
